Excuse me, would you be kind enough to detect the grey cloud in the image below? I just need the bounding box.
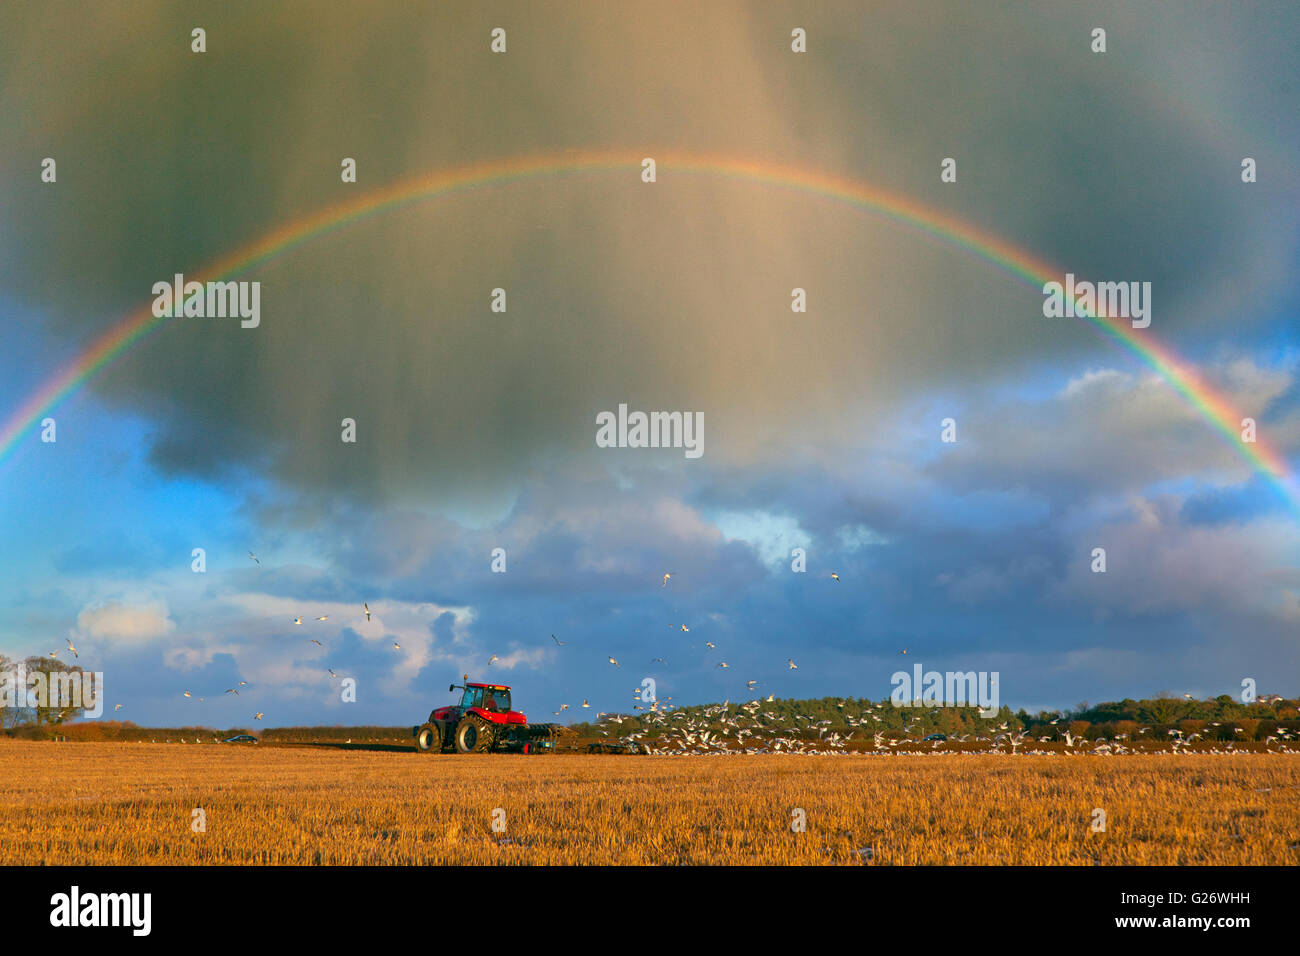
[2,2,1296,508]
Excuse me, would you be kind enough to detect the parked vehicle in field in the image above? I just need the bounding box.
[223,734,258,744]
[413,681,558,754]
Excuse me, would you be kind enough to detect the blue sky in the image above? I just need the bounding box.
[1,1,1298,726]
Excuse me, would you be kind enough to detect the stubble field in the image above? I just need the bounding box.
[3,742,1298,865]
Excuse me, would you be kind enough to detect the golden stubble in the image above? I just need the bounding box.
[3,742,1297,865]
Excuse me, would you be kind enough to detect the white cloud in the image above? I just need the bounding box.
[932,356,1300,502]
[75,599,175,644]
[1060,367,1128,399]
[162,643,240,673]
[1048,495,1300,618]
[486,648,549,671]
[712,509,806,567]
[837,523,889,551]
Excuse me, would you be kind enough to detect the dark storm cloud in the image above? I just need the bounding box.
[2,2,1297,509]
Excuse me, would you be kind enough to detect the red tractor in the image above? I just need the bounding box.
[413,681,556,754]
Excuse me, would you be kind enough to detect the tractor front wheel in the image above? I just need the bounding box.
[455,715,492,753]
[415,723,440,753]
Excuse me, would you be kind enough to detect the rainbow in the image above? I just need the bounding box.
[2,150,1296,516]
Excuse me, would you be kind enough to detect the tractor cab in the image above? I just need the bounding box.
[456,683,511,714]
[432,681,526,726]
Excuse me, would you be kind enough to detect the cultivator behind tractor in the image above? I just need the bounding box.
[413,681,560,754]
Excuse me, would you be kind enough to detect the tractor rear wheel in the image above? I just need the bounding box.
[455,715,492,753]
[415,723,440,753]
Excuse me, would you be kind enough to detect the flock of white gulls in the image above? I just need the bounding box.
[534,570,926,719]
[588,702,1300,757]
[50,557,1295,748]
